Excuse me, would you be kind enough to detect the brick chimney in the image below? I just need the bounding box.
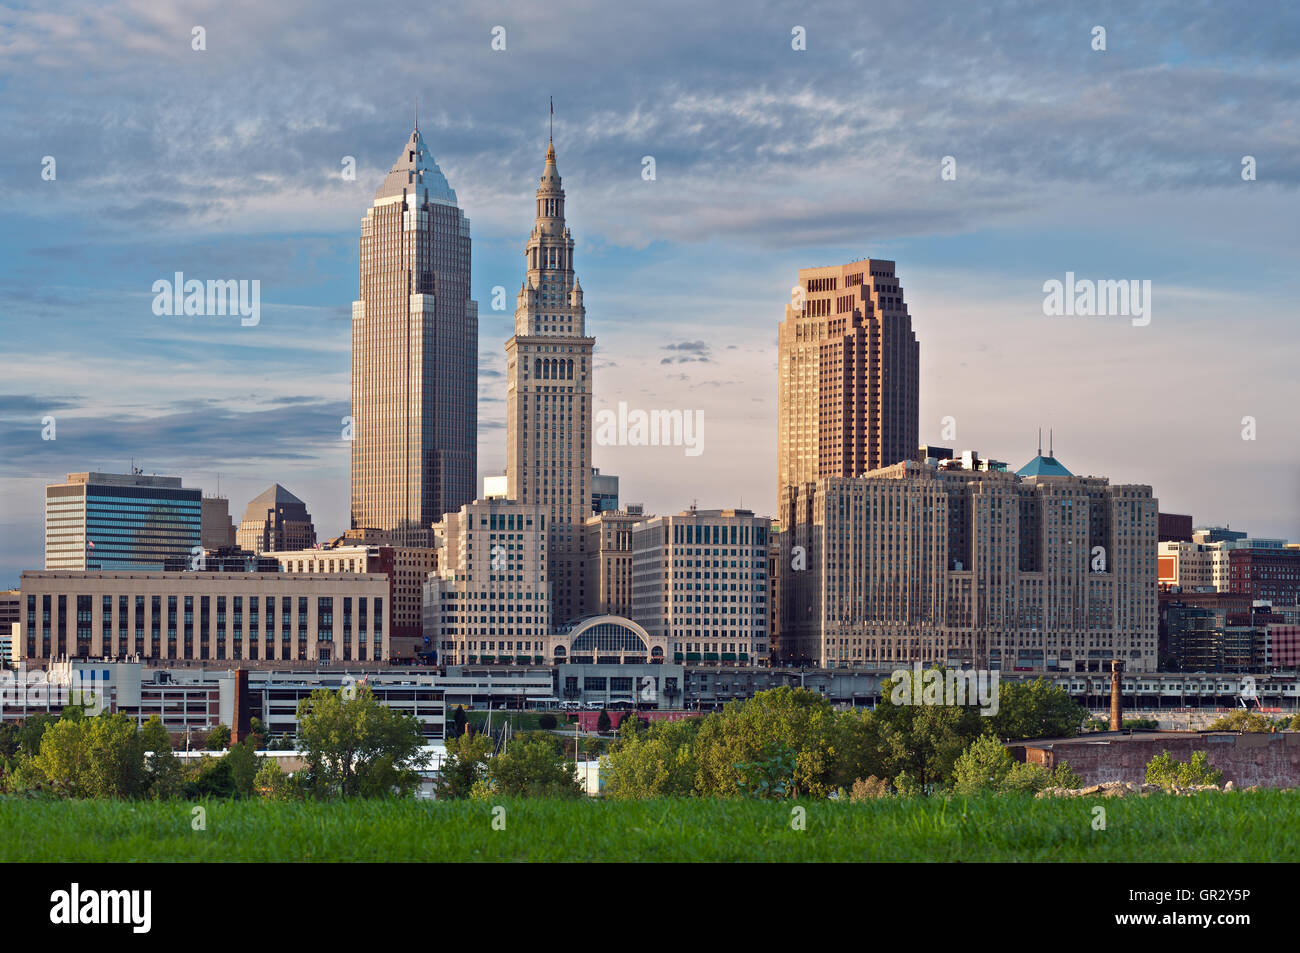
[1109,658,1124,731]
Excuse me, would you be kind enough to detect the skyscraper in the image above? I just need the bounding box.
[235,484,317,554]
[777,259,919,502]
[351,123,477,546]
[505,133,594,625]
[45,471,201,571]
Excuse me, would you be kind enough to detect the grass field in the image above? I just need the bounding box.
[3,791,1295,862]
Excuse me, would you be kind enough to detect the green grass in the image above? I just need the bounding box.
[2,791,1295,862]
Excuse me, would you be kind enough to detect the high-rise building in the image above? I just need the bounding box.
[583,505,646,618]
[630,507,772,666]
[505,133,593,626]
[201,496,237,549]
[777,259,919,504]
[45,472,202,571]
[0,589,19,667]
[236,484,316,554]
[423,499,551,666]
[779,450,1158,672]
[351,123,477,545]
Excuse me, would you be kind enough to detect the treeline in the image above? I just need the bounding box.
[0,685,429,800]
[600,677,1091,799]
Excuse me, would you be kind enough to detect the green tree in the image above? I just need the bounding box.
[206,723,231,750]
[603,718,699,799]
[951,734,1015,795]
[436,730,493,799]
[140,716,184,799]
[225,739,259,797]
[693,687,847,797]
[17,714,58,757]
[987,678,1087,740]
[1206,709,1272,733]
[875,673,985,792]
[484,732,581,798]
[186,754,236,798]
[31,713,146,798]
[596,709,612,733]
[451,706,468,738]
[538,713,558,731]
[254,757,294,800]
[1145,750,1225,789]
[296,685,429,798]
[1290,712,1300,731]
[0,723,18,760]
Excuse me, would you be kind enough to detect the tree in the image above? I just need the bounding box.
[484,732,581,798]
[32,713,146,798]
[0,723,18,760]
[596,709,612,734]
[186,754,237,798]
[248,717,268,749]
[254,757,294,800]
[296,685,429,798]
[225,739,259,797]
[693,687,848,797]
[451,706,468,738]
[603,719,698,799]
[538,713,558,731]
[951,734,1015,795]
[987,678,1087,740]
[436,730,494,799]
[1206,709,1272,733]
[1145,750,1225,789]
[1291,712,1300,731]
[205,723,231,750]
[140,715,184,799]
[17,714,58,758]
[874,675,986,792]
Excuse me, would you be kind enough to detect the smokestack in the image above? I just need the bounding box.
[1109,659,1124,731]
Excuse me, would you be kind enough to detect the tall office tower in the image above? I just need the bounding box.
[630,508,772,666]
[777,258,919,504]
[236,484,317,554]
[423,499,551,666]
[780,450,1158,672]
[351,123,477,546]
[505,134,594,625]
[201,496,237,549]
[45,472,201,571]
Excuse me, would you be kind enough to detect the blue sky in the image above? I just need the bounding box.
[1,0,1298,584]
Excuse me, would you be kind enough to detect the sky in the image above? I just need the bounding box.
[1,0,1298,585]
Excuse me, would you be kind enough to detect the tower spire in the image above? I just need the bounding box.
[549,95,553,143]
[1038,428,1042,456]
[414,96,418,132]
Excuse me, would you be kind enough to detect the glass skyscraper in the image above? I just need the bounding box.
[45,471,202,571]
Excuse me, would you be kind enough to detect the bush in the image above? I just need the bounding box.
[849,776,889,801]
[1145,750,1225,790]
[538,714,558,730]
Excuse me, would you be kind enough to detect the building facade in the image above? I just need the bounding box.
[201,496,237,549]
[235,484,316,554]
[592,468,619,513]
[18,571,389,664]
[423,499,551,665]
[780,451,1158,672]
[777,259,919,504]
[583,505,646,618]
[350,124,477,545]
[631,508,772,666]
[46,471,202,572]
[265,543,437,659]
[504,135,594,626]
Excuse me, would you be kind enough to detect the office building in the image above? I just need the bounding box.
[779,448,1158,672]
[235,484,316,554]
[266,542,437,659]
[350,122,477,545]
[504,131,594,625]
[777,258,919,504]
[631,507,772,665]
[17,570,389,663]
[592,468,619,513]
[201,496,237,549]
[45,471,202,572]
[423,499,551,665]
[583,505,645,618]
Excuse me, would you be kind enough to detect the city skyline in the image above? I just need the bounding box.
[2,0,1299,585]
